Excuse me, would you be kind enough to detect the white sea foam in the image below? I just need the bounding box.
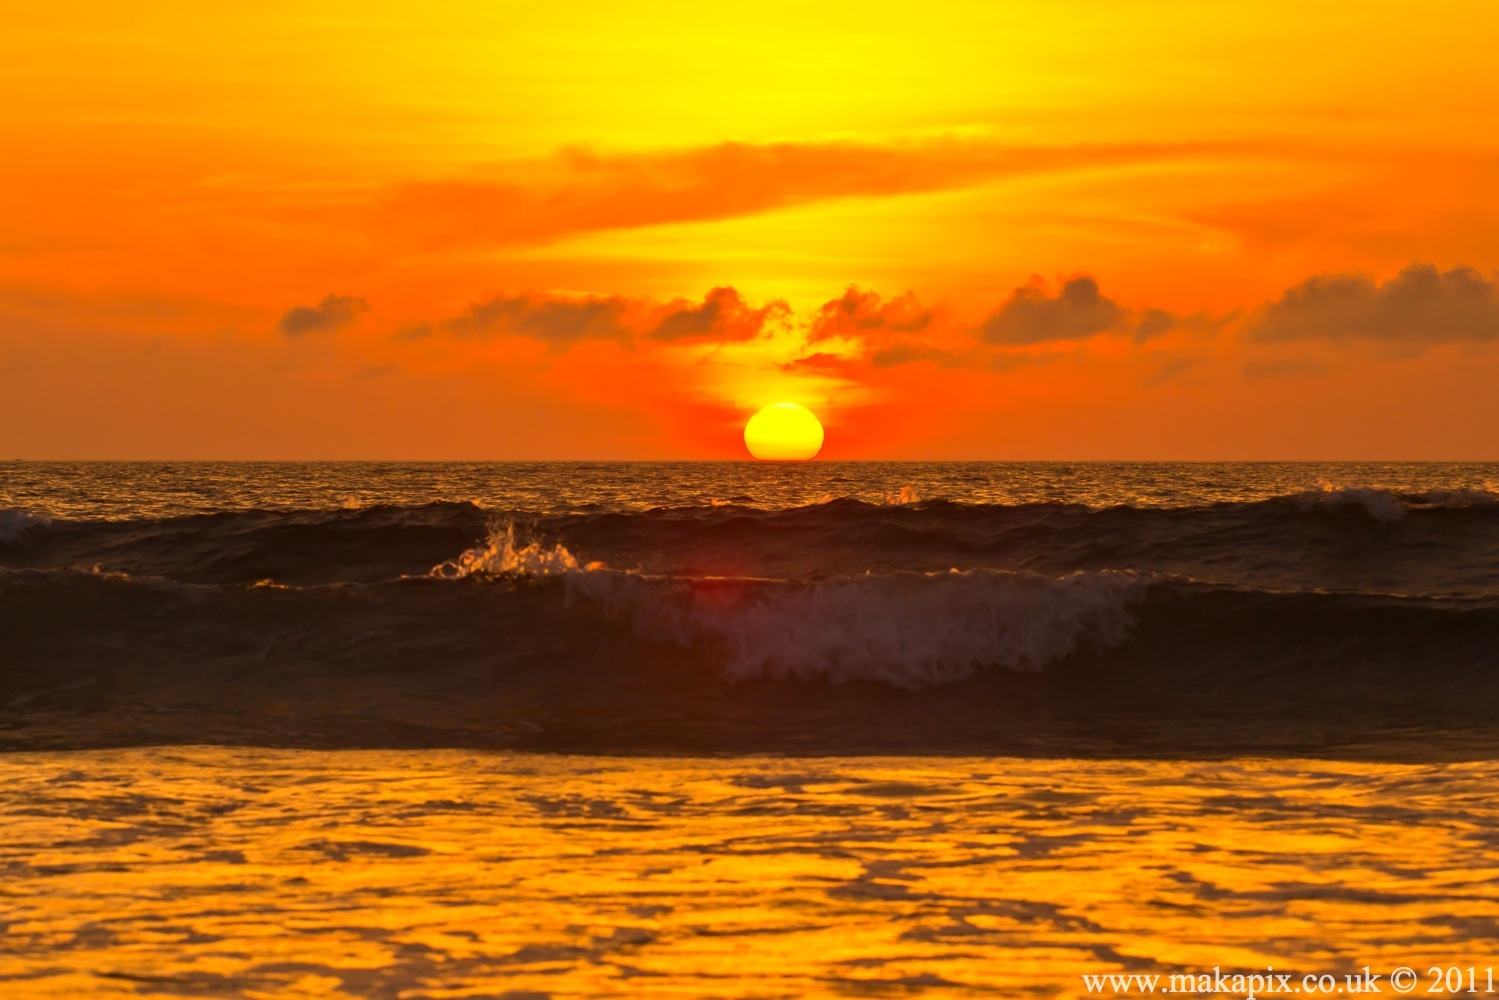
[1297,482,1499,522]
[577,566,1142,688]
[0,508,50,546]
[437,523,1143,686]
[1415,487,1499,508]
[1302,484,1407,522]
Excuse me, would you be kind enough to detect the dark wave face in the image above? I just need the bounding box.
[4,462,1499,757]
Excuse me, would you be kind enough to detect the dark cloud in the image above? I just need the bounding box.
[1134,308,1176,342]
[649,286,788,342]
[779,351,850,372]
[809,287,935,343]
[1245,263,1499,344]
[869,343,961,368]
[429,286,783,349]
[980,276,1125,345]
[279,295,368,337]
[443,292,634,345]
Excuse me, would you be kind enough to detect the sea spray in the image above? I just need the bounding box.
[565,566,1144,687]
[430,521,597,579]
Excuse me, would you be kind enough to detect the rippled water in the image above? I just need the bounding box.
[3,749,1497,999]
[6,460,1499,518]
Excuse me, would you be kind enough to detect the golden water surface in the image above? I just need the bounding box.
[2,749,1496,998]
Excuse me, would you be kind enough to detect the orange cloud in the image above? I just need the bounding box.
[373,139,1214,250]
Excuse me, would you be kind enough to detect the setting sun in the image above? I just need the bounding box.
[743,403,824,460]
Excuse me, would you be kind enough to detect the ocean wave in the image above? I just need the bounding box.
[7,489,1499,598]
[568,566,1141,687]
[0,508,50,547]
[430,522,597,579]
[1295,485,1409,522]
[1290,482,1499,521]
[5,560,1499,754]
[429,522,1142,686]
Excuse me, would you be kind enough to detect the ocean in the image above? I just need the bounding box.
[3,462,1499,997]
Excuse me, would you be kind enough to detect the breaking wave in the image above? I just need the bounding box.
[430,522,598,579]
[426,522,1141,686]
[5,482,1499,755]
[567,566,1140,687]
[0,508,49,547]
[1293,482,1499,521]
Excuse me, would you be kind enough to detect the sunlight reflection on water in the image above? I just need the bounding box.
[2,749,1496,998]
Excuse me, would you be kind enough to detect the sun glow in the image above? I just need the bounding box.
[744,403,824,460]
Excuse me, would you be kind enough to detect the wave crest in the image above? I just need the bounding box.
[1293,482,1499,522]
[567,566,1143,687]
[430,523,1143,686]
[0,508,50,547]
[430,522,597,579]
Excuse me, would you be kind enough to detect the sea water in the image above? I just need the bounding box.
[3,462,1498,996]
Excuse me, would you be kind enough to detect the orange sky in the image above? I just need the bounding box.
[4,0,1499,458]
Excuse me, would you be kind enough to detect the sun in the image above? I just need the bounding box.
[744,403,824,460]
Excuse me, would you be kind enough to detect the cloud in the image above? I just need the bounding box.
[279,295,368,336]
[793,277,1186,370]
[980,276,1125,345]
[869,343,964,368]
[444,292,635,345]
[808,287,936,343]
[430,286,785,349]
[649,286,788,342]
[376,139,1213,249]
[1134,308,1177,341]
[778,351,863,374]
[1244,263,1499,344]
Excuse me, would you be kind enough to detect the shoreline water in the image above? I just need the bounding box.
[4,746,1496,999]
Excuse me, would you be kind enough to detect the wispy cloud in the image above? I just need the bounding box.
[373,139,1216,249]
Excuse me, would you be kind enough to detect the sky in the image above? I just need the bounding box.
[4,0,1499,459]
